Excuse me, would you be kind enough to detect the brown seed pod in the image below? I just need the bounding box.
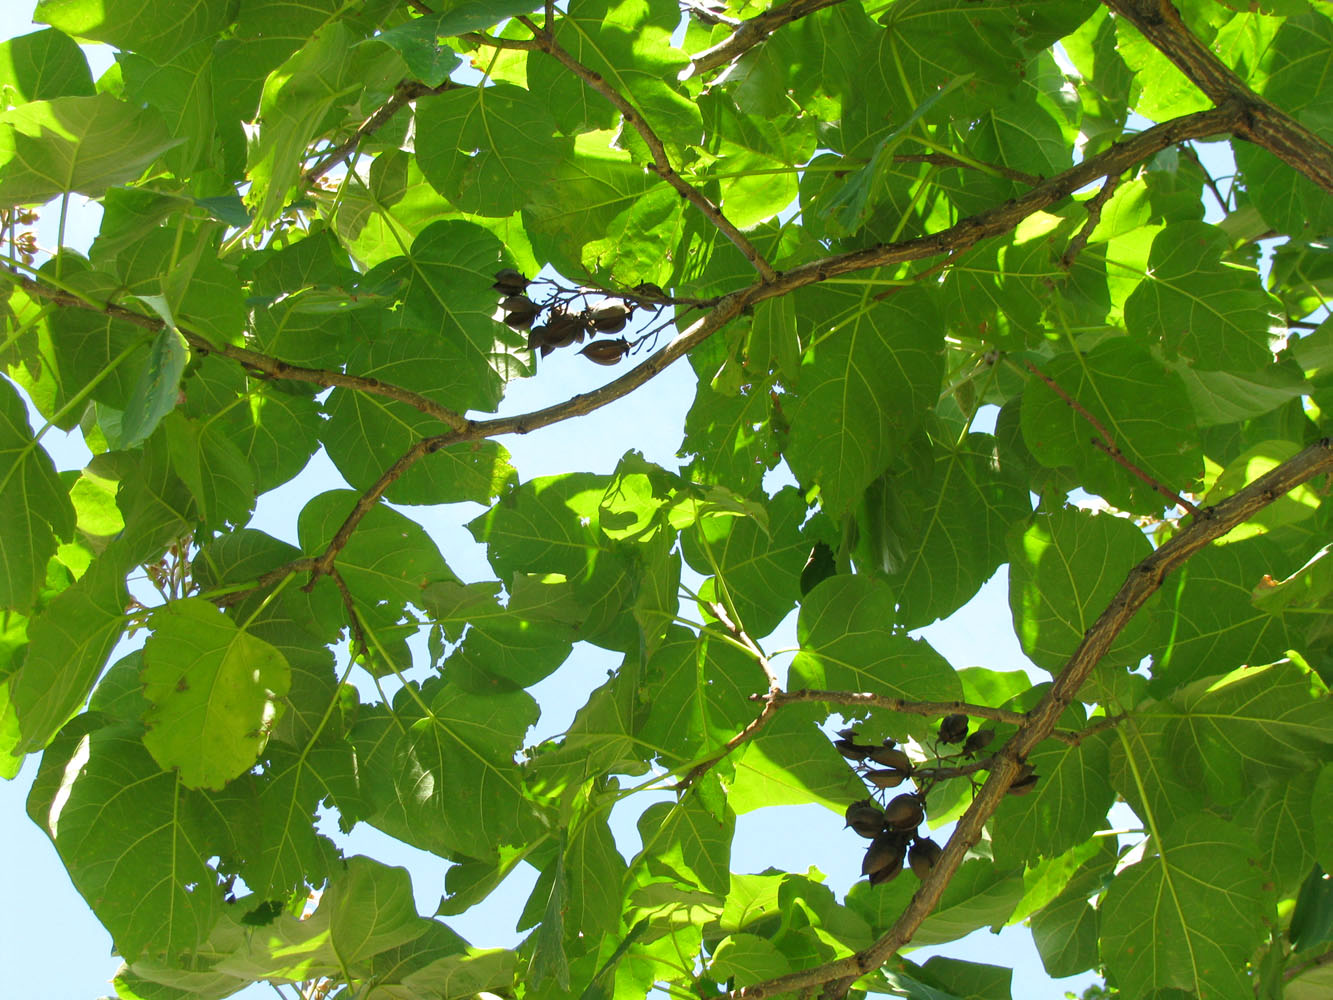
[908,838,943,880]
[578,338,630,365]
[862,830,909,879]
[864,768,907,790]
[491,268,529,295]
[587,298,632,332]
[845,799,886,839]
[867,745,913,771]
[962,728,995,756]
[938,713,969,744]
[543,312,586,349]
[835,738,872,762]
[883,793,925,831]
[1008,765,1040,796]
[500,294,540,329]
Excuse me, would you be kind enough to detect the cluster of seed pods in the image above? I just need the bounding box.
[838,714,1037,885]
[491,270,663,366]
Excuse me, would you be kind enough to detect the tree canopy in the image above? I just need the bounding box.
[3,0,1333,998]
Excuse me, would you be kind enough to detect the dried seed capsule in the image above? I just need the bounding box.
[908,838,943,880]
[845,799,885,839]
[864,768,907,790]
[500,294,540,329]
[543,312,586,348]
[587,298,632,332]
[834,738,872,761]
[938,713,969,744]
[491,268,529,295]
[962,728,995,756]
[862,831,909,879]
[867,745,913,771]
[883,793,924,831]
[578,338,630,365]
[1008,765,1040,796]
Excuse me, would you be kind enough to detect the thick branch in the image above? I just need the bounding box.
[513,16,777,281]
[1103,0,1333,194]
[10,274,469,432]
[684,0,849,78]
[727,438,1333,999]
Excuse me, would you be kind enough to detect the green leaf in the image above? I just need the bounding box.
[324,856,430,968]
[140,597,291,790]
[709,933,792,987]
[0,26,94,101]
[1124,221,1275,374]
[790,575,964,706]
[637,797,734,896]
[1100,815,1271,999]
[416,83,570,217]
[354,682,540,860]
[683,485,805,639]
[118,323,188,449]
[873,433,1030,628]
[0,94,177,206]
[298,489,458,613]
[785,285,944,516]
[0,378,75,610]
[1007,506,1161,673]
[320,330,516,504]
[992,725,1115,867]
[528,0,699,157]
[27,717,221,963]
[245,22,362,227]
[33,0,231,65]
[726,701,867,814]
[1019,338,1202,514]
[1164,659,1333,805]
[9,544,129,752]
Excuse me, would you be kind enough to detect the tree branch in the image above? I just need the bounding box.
[683,0,849,79]
[9,273,469,432]
[1103,0,1333,194]
[512,15,777,281]
[725,437,1333,999]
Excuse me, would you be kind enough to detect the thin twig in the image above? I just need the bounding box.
[1021,358,1200,515]
[1060,173,1120,269]
[510,14,777,281]
[725,438,1333,999]
[673,601,784,790]
[683,0,850,79]
[892,153,1041,187]
[1177,144,1230,214]
[303,79,458,188]
[329,569,369,662]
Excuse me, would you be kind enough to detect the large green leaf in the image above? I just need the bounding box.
[528,0,699,157]
[0,93,177,206]
[140,597,292,790]
[789,575,964,706]
[1019,337,1202,514]
[785,285,944,516]
[27,718,222,963]
[0,26,94,101]
[33,0,230,64]
[0,377,74,610]
[1100,815,1270,999]
[416,83,570,217]
[9,544,129,752]
[1007,505,1162,673]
